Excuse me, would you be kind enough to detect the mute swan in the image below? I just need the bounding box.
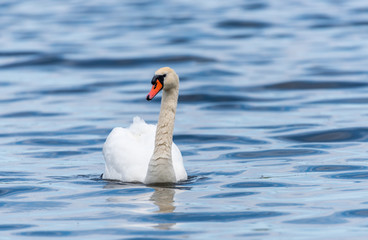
[103,67,187,184]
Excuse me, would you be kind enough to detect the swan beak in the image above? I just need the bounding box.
[146,78,163,101]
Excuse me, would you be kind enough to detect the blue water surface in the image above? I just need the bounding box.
[1,0,368,239]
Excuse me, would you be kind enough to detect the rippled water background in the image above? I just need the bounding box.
[1,0,368,239]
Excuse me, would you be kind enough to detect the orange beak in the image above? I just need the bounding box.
[146,79,163,101]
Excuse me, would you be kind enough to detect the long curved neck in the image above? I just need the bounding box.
[154,88,178,156]
[145,87,179,184]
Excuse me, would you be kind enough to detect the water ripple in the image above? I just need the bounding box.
[296,13,335,21]
[17,228,193,237]
[351,7,368,14]
[0,186,52,198]
[140,211,285,223]
[279,128,368,143]
[261,81,367,90]
[0,82,12,87]
[194,68,240,78]
[179,94,247,103]
[0,201,68,211]
[325,171,368,179]
[242,2,268,10]
[223,181,294,188]
[54,188,153,200]
[1,111,64,118]
[0,97,35,103]
[26,150,89,159]
[285,215,347,225]
[0,55,216,69]
[201,170,245,176]
[174,134,267,145]
[226,149,325,160]
[0,171,32,177]
[310,98,368,104]
[0,178,35,183]
[287,209,368,225]
[33,87,95,95]
[217,20,272,29]
[268,124,320,134]
[203,104,296,112]
[201,192,257,198]
[296,165,367,172]
[13,138,104,147]
[17,230,81,237]
[0,51,41,57]
[340,209,368,218]
[310,20,368,29]
[257,203,304,207]
[0,224,35,231]
[307,66,368,77]
[0,127,109,138]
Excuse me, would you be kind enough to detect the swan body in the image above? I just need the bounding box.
[103,67,187,184]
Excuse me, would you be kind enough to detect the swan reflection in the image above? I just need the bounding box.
[150,187,176,230]
[103,181,178,230]
[150,187,176,213]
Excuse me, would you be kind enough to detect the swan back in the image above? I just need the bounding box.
[103,117,186,183]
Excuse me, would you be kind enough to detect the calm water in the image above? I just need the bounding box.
[1,0,368,239]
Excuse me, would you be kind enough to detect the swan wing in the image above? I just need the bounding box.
[103,117,155,182]
[103,117,187,183]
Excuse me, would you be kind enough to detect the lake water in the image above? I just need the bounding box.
[1,0,368,239]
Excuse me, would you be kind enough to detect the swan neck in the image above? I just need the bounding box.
[154,88,178,156]
[145,87,178,184]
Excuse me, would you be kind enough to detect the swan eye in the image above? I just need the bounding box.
[163,74,167,78]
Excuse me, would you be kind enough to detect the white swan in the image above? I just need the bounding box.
[102,67,187,184]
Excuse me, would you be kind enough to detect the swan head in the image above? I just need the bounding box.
[147,67,179,101]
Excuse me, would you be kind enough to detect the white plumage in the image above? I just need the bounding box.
[103,117,187,183]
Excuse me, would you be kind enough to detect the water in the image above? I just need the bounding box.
[1,0,368,239]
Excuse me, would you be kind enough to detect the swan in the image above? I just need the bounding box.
[102,67,187,184]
